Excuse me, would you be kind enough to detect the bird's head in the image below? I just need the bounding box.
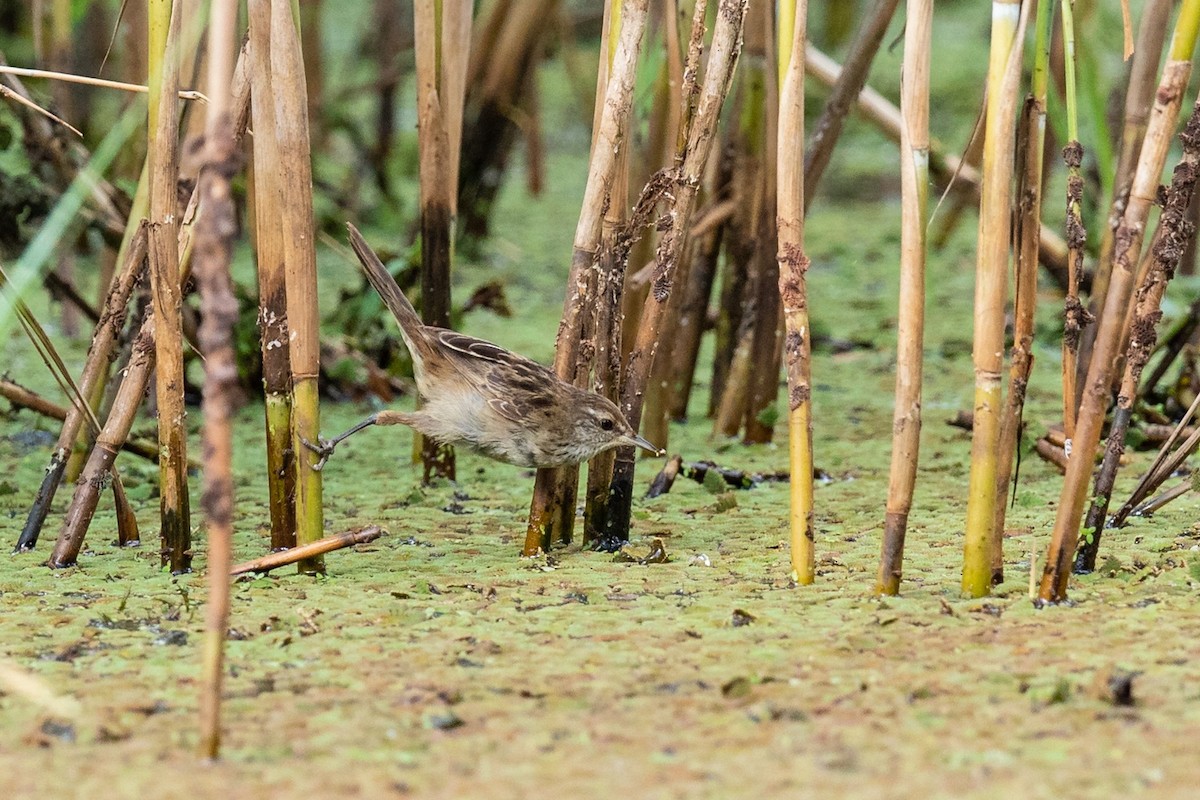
[568,394,663,463]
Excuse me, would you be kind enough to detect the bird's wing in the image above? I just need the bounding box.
[486,396,523,424]
[432,329,557,380]
[434,330,513,365]
[428,328,561,424]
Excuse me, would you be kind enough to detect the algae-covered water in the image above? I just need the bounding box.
[3,6,1200,798]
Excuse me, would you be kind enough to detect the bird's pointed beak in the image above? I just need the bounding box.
[621,433,664,457]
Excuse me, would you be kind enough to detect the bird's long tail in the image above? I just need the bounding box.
[346,223,427,361]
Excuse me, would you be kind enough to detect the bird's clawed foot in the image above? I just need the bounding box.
[300,437,337,471]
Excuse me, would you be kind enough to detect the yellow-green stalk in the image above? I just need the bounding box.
[991,0,1053,585]
[777,0,813,584]
[270,0,324,571]
[962,0,1025,597]
[248,0,297,551]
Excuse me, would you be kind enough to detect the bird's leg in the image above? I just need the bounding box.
[301,410,418,471]
[301,414,379,471]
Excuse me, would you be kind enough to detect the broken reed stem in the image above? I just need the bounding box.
[148,0,192,574]
[1039,0,1200,605]
[0,377,67,420]
[0,64,209,102]
[990,0,1052,589]
[1133,480,1191,516]
[50,320,157,567]
[41,51,251,567]
[776,0,813,585]
[601,0,747,549]
[1076,125,1200,572]
[230,527,385,575]
[1079,0,1173,395]
[1060,0,1086,446]
[415,0,457,482]
[802,0,900,213]
[248,0,296,551]
[16,223,147,552]
[524,0,649,556]
[1114,392,1200,526]
[0,378,161,464]
[196,0,239,761]
[877,0,930,597]
[270,0,324,573]
[962,0,1025,599]
[49,196,200,567]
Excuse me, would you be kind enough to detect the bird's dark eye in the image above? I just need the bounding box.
[599,417,614,431]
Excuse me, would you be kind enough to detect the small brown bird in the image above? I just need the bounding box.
[304,224,661,470]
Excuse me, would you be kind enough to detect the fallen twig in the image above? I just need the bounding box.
[646,455,683,498]
[1034,438,1068,473]
[1131,480,1191,517]
[230,526,385,576]
[0,377,162,465]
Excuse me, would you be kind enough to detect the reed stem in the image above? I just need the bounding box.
[777,0,813,584]
[962,0,1026,598]
[877,0,930,596]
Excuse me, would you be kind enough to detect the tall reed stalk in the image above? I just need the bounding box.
[600,0,746,549]
[147,0,191,573]
[989,0,1052,588]
[413,0,472,482]
[584,0,631,547]
[1039,0,1200,604]
[962,0,1026,598]
[777,0,812,584]
[271,0,325,572]
[524,0,649,556]
[877,0,930,596]
[196,0,239,760]
[1077,0,1172,396]
[248,0,296,551]
[1059,0,1085,446]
